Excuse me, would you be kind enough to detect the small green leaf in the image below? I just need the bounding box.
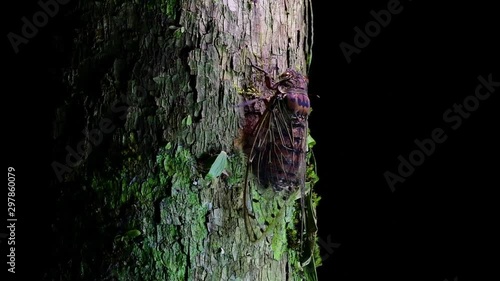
[205,151,228,180]
[153,75,168,84]
[307,134,316,148]
[182,115,192,127]
[124,229,141,239]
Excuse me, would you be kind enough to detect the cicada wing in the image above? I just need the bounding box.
[243,99,295,242]
[269,100,308,190]
[244,96,311,245]
[275,97,319,269]
[274,98,310,233]
[244,105,272,241]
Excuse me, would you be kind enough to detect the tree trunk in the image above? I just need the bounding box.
[50,0,314,280]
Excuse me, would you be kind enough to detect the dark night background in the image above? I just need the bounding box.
[4,1,498,280]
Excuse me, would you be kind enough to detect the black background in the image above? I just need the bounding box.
[3,0,498,280]
[308,1,498,281]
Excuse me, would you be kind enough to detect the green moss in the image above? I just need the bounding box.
[143,0,179,23]
[245,182,296,259]
[244,130,321,278]
[158,142,196,180]
[270,202,294,260]
[89,142,209,280]
[173,27,185,39]
[165,0,178,19]
[164,242,188,280]
[226,151,246,187]
[307,53,313,71]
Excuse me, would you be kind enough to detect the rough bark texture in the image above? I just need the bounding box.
[50,0,314,280]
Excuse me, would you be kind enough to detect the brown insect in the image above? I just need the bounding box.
[242,64,318,276]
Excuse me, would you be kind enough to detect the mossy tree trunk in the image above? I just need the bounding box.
[50,0,313,280]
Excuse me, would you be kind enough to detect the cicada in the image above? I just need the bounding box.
[242,64,319,279]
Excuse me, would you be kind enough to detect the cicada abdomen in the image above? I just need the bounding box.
[250,68,310,192]
[243,66,313,245]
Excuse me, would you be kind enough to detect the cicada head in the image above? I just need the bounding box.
[274,69,310,117]
[277,69,309,94]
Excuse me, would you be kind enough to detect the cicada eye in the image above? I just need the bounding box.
[279,71,292,80]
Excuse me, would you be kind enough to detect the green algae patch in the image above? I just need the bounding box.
[90,142,209,280]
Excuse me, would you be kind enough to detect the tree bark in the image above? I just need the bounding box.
[50,0,314,280]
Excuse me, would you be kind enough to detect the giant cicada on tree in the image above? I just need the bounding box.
[241,63,320,280]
